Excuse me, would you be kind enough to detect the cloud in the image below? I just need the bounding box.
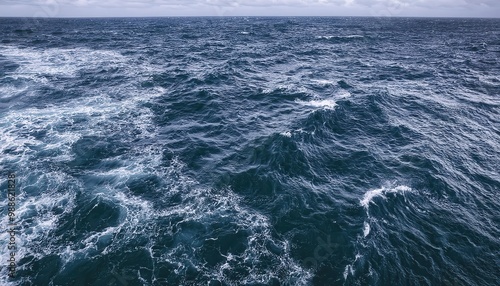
[0,0,498,17]
[2,0,498,7]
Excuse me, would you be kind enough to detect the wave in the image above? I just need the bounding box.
[360,185,412,209]
[1,17,499,285]
[316,35,365,42]
[342,184,414,281]
[295,98,337,109]
[0,43,312,285]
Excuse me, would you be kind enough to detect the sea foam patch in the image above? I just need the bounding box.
[0,43,311,285]
[0,45,165,284]
[0,45,127,79]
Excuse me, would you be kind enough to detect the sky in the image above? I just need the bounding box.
[0,0,499,18]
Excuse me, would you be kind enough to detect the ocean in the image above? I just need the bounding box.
[0,17,499,285]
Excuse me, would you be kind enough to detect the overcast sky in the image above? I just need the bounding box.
[0,0,499,18]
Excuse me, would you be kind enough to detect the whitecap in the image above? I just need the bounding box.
[316,35,364,40]
[343,35,364,38]
[0,45,127,82]
[360,185,412,208]
[280,131,292,137]
[336,89,351,99]
[0,43,314,285]
[310,79,335,85]
[295,99,337,109]
[343,264,355,280]
[363,222,371,237]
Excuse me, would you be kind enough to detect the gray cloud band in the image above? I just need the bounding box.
[1,0,498,8]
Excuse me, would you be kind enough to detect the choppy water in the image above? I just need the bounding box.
[0,17,499,285]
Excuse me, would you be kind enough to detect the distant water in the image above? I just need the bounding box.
[0,17,499,285]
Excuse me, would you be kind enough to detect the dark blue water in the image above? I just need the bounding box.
[0,17,499,285]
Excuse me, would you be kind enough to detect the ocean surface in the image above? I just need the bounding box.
[0,17,499,285]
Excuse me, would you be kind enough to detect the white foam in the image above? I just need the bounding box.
[363,222,371,237]
[296,99,337,109]
[0,84,28,99]
[316,35,335,40]
[0,173,79,280]
[0,89,158,169]
[310,79,335,85]
[280,131,292,137]
[262,83,310,95]
[336,89,351,99]
[294,88,350,111]
[360,185,412,208]
[343,264,355,280]
[316,35,364,40]
[0,45,128,85]
[151,187,312,284]
[341,184,414,281]
[0,44,163,283]
[0,44,313,285]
